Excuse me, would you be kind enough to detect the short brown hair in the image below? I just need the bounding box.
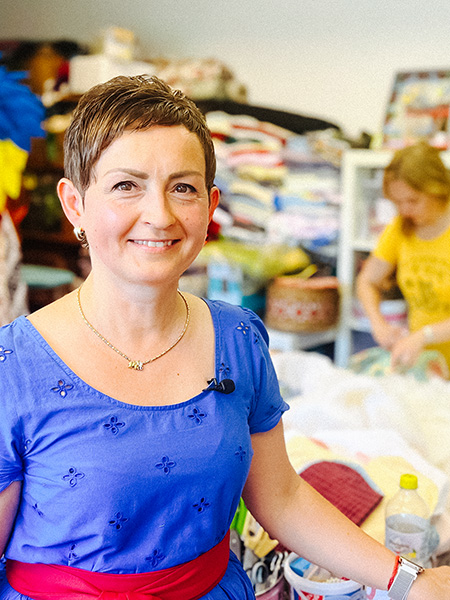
[64,75,216,195]
[383,140,450,204]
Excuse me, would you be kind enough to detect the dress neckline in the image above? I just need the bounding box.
[17,298,220,412]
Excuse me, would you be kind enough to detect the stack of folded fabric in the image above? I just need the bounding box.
[206,111,342,251]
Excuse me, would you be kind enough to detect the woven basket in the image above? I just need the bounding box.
[265,275,339,333]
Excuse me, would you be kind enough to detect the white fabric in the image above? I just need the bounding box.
[272,350,450,552]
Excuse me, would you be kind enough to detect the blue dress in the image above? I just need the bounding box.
[0,299,289,599]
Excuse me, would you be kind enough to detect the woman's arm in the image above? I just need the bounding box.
[356,255,406,349]
[243,420,450,597]
[0,480,21,556]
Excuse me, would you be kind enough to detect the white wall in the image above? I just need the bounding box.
[2,0,450,137]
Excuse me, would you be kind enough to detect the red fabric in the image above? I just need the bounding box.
[300,461,384,526]
[6,531,229,600]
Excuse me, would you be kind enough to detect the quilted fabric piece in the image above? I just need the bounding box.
[350,347,449,381]
[299,460,384,526]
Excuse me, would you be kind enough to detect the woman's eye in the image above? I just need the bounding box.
[174,183,195,194]
[113,181,135,192]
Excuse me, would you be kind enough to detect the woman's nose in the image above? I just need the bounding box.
[143,193,176,228]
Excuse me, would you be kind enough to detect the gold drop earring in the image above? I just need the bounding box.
[73,227,89,248]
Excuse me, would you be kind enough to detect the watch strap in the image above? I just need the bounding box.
[388,557,424,600]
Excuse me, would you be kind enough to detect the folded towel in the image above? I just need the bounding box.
[299,460,384,526]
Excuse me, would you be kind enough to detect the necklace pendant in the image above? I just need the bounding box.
[128,360,144,371]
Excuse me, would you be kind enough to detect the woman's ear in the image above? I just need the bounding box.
[208,186,220,222]
[57,178,84,228]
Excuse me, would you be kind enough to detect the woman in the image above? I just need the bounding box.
[357,141,450,373]
[0,77,449,599]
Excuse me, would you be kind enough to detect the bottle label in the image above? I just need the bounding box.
[385,514,430,565]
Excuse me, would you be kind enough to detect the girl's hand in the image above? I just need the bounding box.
[372,321,408,350]
[390,329,425,370]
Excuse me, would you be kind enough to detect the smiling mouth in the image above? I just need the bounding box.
[132,240,176,248]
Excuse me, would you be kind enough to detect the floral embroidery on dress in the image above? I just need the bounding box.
[235,445,246,462]
[109,512,129,530]
[265,404,277,416]
[218,363,230,378]
[155,456,176,474]
[193,497,210,513]
[253,330,260,344]
[188,406,206,425]
[103,416,125,435]
[32,503,44,517]
[0,346,13,362]
[236,321,250,335]
[62,467,86,487]
[68,544,78,562]
[145,548,166,567]
[51,379,74,398]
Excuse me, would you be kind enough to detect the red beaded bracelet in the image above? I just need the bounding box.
[388,555,401,590]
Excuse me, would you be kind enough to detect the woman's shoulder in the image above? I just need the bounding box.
[381,215,403,236]
[0,315,28,347]
[204,298,268,340]
[0,316,37,399]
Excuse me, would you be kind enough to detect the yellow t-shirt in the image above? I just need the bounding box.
[373,216,450,369]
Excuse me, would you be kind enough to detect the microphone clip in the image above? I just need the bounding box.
[203,378,235,394]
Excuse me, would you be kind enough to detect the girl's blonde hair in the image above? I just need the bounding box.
[383,140,450,204]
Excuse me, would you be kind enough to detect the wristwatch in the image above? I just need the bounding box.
[388,556,424,600]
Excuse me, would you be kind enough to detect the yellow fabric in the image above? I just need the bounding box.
[0,140,29,211]
[373,216,450,370]
[286,435,439,544]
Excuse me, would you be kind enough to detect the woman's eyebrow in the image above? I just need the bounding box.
[105,168,149,178]
[169,170,204,180]
[104,169,204,180]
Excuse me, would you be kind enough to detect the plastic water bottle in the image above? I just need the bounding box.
[385,473,431,567]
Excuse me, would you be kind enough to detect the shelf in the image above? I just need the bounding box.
[267,327,337,352]
[353,238,376,252]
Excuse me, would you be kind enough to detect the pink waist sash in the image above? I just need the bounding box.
[6,531,230,600]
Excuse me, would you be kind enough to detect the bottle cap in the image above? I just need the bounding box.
[400,474,418,489]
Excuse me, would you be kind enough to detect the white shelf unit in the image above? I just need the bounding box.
[334,149,394,367]
[334,148,450,368]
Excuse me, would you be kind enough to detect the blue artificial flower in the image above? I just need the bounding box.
[0,64,45,151]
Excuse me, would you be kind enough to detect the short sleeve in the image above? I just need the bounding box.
[0,333,24,492]
[242,308,290,434]
[0,394,24,492]
[372,216,402,265]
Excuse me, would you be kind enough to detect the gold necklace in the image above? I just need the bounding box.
[76,285,190,371]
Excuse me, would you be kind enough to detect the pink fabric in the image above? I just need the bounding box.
[6,531,230,600]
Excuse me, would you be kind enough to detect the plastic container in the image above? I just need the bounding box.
[385,473,431,567]
[255,573,287,599]
[284,553,365,600]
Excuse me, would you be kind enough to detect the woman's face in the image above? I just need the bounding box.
[80,125,219,287]
[387,179,447,228]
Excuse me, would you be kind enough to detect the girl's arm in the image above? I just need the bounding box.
[243,420,450,598]
[356,255,406,349]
